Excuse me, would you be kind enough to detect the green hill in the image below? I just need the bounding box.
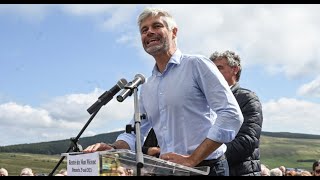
[1,131,319,175]
[0,130,124,155]
[260,135,320,171]
[261,131,320,139]
[0,152,67,176]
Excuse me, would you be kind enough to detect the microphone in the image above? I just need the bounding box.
[87,78,128,114]
[117,74,145,102]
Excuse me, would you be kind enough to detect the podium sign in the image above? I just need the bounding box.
[62,149,209,176]
[65,152,100,176]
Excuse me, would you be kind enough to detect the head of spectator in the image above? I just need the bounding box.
[313,160,320,176]
[300,170,312,176]
[261,164,270,176]
[209,50,242,86]
[20,168,34,176]
[116,166,127,176]
[286,170,297,176]
[270,168,283,176]
[0,168,8,176]
[279,166,286,176]
[58,168,67,176]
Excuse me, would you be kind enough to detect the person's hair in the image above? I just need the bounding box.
[20,168,34,176]
[279,166,286,174]
[138,7,177,31]
[270,168,283,176]
[313,160,320,171]
[261,164,270,176]
[209,50,242,82]
[286,170,297,176]
[58,168,67,176]
[300,171,312,176]
[0,168,8,176]
[138,7,178,44]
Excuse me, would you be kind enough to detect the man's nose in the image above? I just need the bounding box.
[146,28,156,35]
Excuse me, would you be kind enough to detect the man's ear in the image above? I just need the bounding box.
[172,27,178,40]
[233,66,240,75]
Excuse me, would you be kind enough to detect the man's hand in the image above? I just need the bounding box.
[82,143,113,153]
[147,147,160,157]
[160,152,196,167]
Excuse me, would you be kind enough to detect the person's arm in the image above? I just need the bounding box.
[83,140,130,153]
[161,57,243,166]
[142,128,160,157]
[187,138,222,166]
[160,138,221,167]
[197,57,244,143]
[146,147,161,157]
[142,146,161,157]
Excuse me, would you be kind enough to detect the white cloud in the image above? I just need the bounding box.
[0,102,53,127]
[60,4,117,15]
[155,4,320,78]
[102,4,320,78]
[262,98,320,135]
[2,4,320,146]
[100,5,139,30]
[2,92,319,146]
[297,76,320,98]
[116,33,140,47]
[60,4,141,31]
[0,4,50,22]
[1,91,320,146]
[0,88,133,146]
[8,4,320,78]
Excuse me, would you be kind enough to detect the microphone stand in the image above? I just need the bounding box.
[125,86,144,176]
[48,106,102,176]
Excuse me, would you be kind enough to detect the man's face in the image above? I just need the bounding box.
[213,57,237,86]
[315,165,320,176]
[139,15,175,55]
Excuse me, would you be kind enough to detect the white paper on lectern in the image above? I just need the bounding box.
[66,152,100,176]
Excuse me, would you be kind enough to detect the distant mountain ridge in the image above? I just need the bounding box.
[0,130,124,155]
[0,131,319,155]
[262,131,320,139]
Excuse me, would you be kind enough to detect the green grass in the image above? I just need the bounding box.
[1,135,320,175]
[260,136,320,171]
[0,153,67,176]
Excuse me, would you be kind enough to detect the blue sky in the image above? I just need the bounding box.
[1,4,320,146]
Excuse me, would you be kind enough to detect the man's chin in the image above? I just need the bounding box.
[145,47,162,55]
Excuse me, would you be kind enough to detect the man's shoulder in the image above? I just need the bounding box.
[235,86,259,99]
[181,53,211,65]
[238,87,253,93]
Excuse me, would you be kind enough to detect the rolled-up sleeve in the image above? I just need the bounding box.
[116,132,136,151]
[206,82,243,143]
[195,57,244,143]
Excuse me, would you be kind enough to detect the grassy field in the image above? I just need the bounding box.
[0,152,67,176]
[1,135,320,175]
[260,136,320,171]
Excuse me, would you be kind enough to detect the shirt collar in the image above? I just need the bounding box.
[152,49,182,75]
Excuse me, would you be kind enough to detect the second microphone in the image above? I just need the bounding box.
[117,74,145,102]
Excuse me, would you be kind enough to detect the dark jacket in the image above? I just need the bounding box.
[225,82,263,176]
[142,128,158,155]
